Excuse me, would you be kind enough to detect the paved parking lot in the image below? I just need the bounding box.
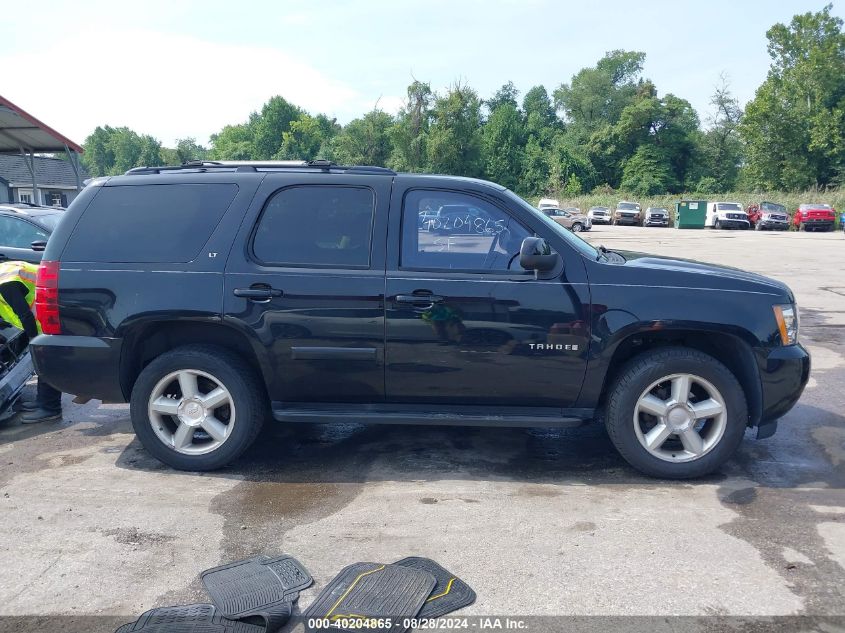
[0,225,843,632]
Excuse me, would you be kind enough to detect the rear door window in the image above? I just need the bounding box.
[252,185,374,268]
[62,184,238,263]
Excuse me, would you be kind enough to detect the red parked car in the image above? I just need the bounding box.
[794,203,836,232]
[746,201,790,231]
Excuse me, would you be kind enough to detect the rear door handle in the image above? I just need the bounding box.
[395,294,444,306]
[233,285,283,301]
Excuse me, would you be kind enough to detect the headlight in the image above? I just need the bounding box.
[773,304,799,345]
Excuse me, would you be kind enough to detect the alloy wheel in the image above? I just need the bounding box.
[148,369,236,455]
[633,373,727,463]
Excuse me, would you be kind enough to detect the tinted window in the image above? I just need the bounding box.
[36,213,63,231]
[0,216,48,248]
[253,186,374,268]
[402,190,531,272]
[63,184,238,263]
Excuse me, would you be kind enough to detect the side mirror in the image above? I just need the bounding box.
[31,240,47,252]
[519,237,559,272]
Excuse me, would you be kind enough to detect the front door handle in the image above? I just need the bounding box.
[395,294,444,306]
[233,285,283,301]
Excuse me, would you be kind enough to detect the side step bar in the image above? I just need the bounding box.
[271,403,593,428]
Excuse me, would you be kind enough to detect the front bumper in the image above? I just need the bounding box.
[716,219,750,229]
[645,217,669,226]
[758,220,789,230]
[30,335,125,402]
[590,216,611,224]
[614,216,640,225]
[803,219,834,230]
[759,343,810,425]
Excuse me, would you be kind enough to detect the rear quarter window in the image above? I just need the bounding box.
[62,184,238,263]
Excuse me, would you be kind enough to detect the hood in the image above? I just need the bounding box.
[615,251,792,299]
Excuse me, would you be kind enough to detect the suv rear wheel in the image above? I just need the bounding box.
[571,222,583,233]
[130,345,266,471]
[604,347,747,479]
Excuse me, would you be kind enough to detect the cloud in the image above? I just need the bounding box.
[0,28,364,146]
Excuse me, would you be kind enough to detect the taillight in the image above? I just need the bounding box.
[35,260,61,335]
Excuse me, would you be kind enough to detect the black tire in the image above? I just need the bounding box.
[571,222,583,233]
[130,344,267,471]
[714,219,721,230]
[604,346,748,479]
[755,222,763,231]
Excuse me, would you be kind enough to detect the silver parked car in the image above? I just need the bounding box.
[644,207,670,227]
[587,206,611,224]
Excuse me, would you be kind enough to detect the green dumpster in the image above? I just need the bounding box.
[675,200,707,229]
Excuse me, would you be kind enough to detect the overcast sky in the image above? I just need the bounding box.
[1,0,842,147]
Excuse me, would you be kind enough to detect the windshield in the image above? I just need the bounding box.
[590,207,608,212]
[505,190,598,259]
[761,202,786,212]
[618,202,638,210]
[36,213,63,231]
[717,203,742,211]
[650,208,668,213]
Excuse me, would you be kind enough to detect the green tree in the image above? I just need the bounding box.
[486,81,519,114]
[547,132,595,194]
[209,124,255,160]
[741,5,845,189]
[694,76,743,190]
[81,126,117,177]
[482,103,524,190]
[276,114,340,160]
[388,81,433,172]
[329,109,394,166]
[621,145,676,195]
[427,83,483,177]
[554,50,645,135]
[251,96,303,159]
[163,137,208,164]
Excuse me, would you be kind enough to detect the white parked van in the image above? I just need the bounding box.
[706,201,750,230]
[537,198,560,211]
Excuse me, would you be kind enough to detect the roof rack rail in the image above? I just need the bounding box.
[124,160,396,176]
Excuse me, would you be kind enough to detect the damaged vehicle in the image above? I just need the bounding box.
[30,161,809,479]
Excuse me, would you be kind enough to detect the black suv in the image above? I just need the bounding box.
[30,161,810,478]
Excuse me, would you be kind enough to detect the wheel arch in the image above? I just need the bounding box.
[119,320,272,403]
[594,326,763,427]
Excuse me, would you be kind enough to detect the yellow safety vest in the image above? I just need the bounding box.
[0,261,40,333]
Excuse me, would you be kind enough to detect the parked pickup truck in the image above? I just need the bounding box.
[794,203,836,232]
[746,202,790,231]
[30,160,809,479]
[706,202,750,230]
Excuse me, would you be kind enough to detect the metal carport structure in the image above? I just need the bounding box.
[0,95,84,205]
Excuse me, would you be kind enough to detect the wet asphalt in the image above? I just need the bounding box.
[0,226,843,632]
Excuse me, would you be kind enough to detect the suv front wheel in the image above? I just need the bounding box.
[604,347,747,479]
[130,345,266,471]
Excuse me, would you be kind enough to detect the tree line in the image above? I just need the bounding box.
[80,5,845,198]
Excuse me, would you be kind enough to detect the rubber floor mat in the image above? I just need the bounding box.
[394,557,475,618]
[113,603,266,633]
[303,562,436,633]
[201,555,310,630]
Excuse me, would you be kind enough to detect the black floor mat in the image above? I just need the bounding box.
[114,603,266,632]
[201,555,310,630]
[394,557,476,618]
[303,562,436,633]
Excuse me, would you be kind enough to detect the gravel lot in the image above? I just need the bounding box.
[0,225,843,632]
